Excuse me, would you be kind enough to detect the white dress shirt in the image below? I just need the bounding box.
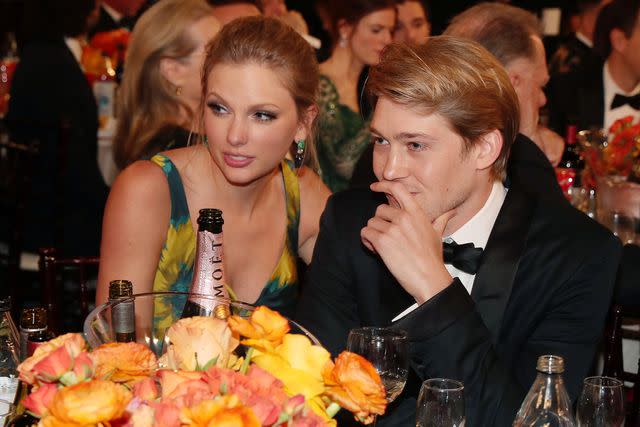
[101,3,123,24]
[64,37,84,70]
[603,60,640,131]
[575,32,593,48]
[391,181,508,321]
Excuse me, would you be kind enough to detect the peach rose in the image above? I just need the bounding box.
[133,377,159,402]
[322,352,386,424]
[91,342,157,385]
[160,316,238,371]
[18,333,86,385]
[41,379,132,426]
[180,395,260,427]
[21,382,57,418]
[228,306,290,352]
[157,369,204,399]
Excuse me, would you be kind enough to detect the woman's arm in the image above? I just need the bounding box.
[95,161,171,305]
[297,167,331,264]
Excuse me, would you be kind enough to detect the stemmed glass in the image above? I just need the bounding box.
[416,378,465,427]
[576,376,625,427]
[347,327,409,423]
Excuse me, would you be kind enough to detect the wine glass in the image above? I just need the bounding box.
[347,327,409,412]
[416,378,465,427]
[576,376,625,427]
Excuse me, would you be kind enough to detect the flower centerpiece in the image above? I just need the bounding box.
[16,306,387,426]
[579,115,640,189]
[81,29,130,87]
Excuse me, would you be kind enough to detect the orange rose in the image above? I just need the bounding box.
[91,342,157,385]
[180,395,260,427]
[322,352,387,425]
[22,383,58,418]
[18,333,86,385]
[228,306,290,351]
[157,369,204,399]
[160,316,238,371]
[41,379,132,426]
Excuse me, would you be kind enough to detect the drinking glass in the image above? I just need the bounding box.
[576,376,624,427]
[416,378,465,427]
[0,399,15,426]
[347,327,409,418]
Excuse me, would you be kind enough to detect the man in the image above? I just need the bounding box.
[393,0,430,44]
[444,3,566,189]
[209,0,261,26]
[297,37,621,426]
[90,0,146,36]
[548,0,640,134]
[548,0,611,76]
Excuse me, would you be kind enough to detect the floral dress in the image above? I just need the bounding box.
[316,75,371,192]
[149,154,301,331]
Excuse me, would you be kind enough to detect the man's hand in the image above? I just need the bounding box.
[361,181,454,304]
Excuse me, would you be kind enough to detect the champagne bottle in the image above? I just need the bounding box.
[181,209,230,319]
[108,280,136,343]
[513,355,576,426]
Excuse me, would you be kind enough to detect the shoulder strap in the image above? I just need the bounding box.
[149,154,191,226]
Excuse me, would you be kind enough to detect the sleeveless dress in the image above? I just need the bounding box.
[149,154,301,330]
[316,75,371,192]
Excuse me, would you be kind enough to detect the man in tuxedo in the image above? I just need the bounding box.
[548,0,610,77]
[90,0,147,36]
[548,0,640,133]
[297,37,621,426]
[351,3,564,200]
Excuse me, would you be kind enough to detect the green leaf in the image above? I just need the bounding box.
[200,355,219,372]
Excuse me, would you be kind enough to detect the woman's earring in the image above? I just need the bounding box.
[203,135,208,144]
[338,35,348,48]
[176,86,182,96]
[294,139,306,169]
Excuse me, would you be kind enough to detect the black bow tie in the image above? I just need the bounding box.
[611,93,640,110]
[443,241,484,275]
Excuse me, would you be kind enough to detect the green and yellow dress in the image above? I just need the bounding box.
[149,154,301,330]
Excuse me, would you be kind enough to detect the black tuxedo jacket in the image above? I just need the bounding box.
[296,180,621,426]
[6,39,109,255]
[350,133,564,201]
[548,58,605,134]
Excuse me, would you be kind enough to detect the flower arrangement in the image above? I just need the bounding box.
[580,116,640,187]
[16,306,387,426]
[81,29,130,84]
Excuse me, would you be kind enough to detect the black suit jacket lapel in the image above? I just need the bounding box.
[577,63,605,129]
[471,183,536,340]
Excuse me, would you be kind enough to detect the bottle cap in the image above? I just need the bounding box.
[198,209,223,226]
[20,307,47,330]
[109,280,133,300]
[536,355,564,374]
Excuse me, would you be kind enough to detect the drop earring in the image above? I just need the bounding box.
[338,35,348,48]
[294,139,306,169]
[176,86,182,96]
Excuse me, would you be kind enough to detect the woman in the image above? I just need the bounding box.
[113,0,220,170]
[316,0,395,192]
[97,16,330,323]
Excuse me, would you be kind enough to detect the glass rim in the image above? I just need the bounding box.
[348,327,408,339]
[0,398,15,416]
[583,376,624,388]
[422,378,464,392]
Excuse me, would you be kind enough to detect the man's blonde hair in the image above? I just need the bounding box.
[367,36,520,180]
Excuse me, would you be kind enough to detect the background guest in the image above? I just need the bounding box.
[97,17,330,323]
[6,0,109,256]
[90,0,147,35]
[208,0,262,26]
[548,0,640,134]
[548,0,611,76]
[393,0,430,44]
[316,0,395,192]
[113,0,220,170]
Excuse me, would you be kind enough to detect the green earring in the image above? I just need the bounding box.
[295,140,305,168]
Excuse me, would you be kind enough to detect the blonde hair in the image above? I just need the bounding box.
[114,0,214,170]
[198,16,320,167]
[367,36,520,180]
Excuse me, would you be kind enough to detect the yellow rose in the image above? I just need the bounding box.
[160,316,238,371]
[41,379,132,426]
[228,306,290,352]
[180,395,260,427]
